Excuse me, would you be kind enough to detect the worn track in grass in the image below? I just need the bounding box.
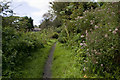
[43,42,56,78]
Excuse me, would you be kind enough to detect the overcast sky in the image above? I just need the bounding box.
[1,0,99,26]
[9,0,54,26]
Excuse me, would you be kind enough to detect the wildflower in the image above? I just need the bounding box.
[81,35,84,38]
[90,20,94,24]
[79,16,83,19]
[115,28,118,31]
[96,62,98,64]
[86,33,88,36]
[83,67,86,71]
[105,34,108,38]
[87,49,89,51]
[90,29,92,31]
[112,12,115,14]
[109,29,112,32]
[95,25,98,29]
[94,49,96,52]
[112,30,116,34]
[101,64,103,67]
[84,60,86,62]
[85,30,88,34]
[80,43,83,46]
[84,43,87,46]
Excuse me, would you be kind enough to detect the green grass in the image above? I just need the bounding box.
[51,42,107,78]
[19,39,56,78]
[52,42,83,78]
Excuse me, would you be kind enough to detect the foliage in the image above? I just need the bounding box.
[16,41,55,78]
[2,27,44,77]
[51,32,59,39]
[0,1,13,16]
[2,16,34,32]
[1,1,120,79]
[51,2,120,79]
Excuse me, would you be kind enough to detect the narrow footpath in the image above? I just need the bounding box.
[43,42,56,78]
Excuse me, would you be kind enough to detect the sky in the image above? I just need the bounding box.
[0,0,99,26]
[9,0,54,26]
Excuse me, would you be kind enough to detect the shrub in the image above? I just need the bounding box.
[52,32,59,39]
[58,36,67,43]
[60,2,120,78]
[2,27,44,77]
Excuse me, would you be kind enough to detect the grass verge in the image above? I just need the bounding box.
[52,42,83,78]
[19,39,56,78]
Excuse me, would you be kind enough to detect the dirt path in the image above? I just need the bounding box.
[43,42,56,78]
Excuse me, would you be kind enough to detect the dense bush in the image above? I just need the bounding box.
[57,2,120,78]
[76,3,119,78]
[85,26,120,78]
[2,27,44,77]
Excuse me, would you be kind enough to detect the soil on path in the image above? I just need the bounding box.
[43,42,56,78]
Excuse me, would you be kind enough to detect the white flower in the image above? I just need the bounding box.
[109,29,112,32]
[83,67,86,71]
[112,30,116,34]
[115,28,118,31]
[105,34,108,38]
[86,30,88,34]
[86,33,88,36]
[101,64,103,67]
[90,29,92,31]
[95,25,98,29]
[81,35,84,38]
[80,43,83,46]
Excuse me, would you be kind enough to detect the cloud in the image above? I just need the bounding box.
[11,0,54,25]
[13,0,53,10]
[31,11,44,25]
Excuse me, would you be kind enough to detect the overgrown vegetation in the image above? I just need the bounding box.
[1,1,56,78]
[18,40,55,78]
[1,0,120,79]
[50,2,120,79]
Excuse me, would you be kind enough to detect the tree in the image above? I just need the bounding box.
[0,1,13,17]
